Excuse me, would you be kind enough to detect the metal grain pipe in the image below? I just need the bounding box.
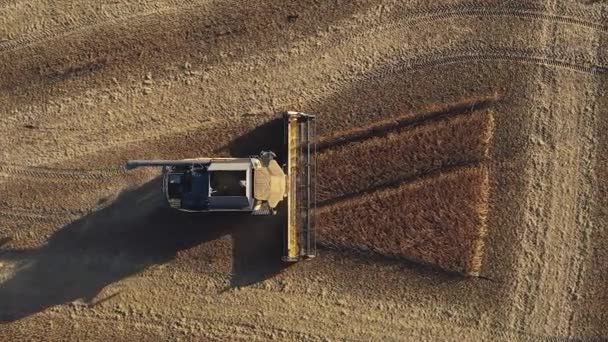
[125,159,211,170]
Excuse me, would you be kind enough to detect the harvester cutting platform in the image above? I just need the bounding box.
[125,112,316,261]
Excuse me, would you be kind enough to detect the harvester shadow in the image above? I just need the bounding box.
[217,117,286,162]
[0,177,287,322]
[327,246,468,282]
[0,237,11,248]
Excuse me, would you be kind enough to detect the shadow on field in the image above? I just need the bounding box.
[0,175,288,322]
[1,0,376,107]
[220,117,286,163]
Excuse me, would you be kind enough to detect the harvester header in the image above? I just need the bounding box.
[284,111,316,261]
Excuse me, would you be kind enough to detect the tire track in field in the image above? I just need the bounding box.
[526,3,603,334]
[0,0,199,55]
[0,207,80,225]
[508,2,601,333]
[0,0,602,142]
[310,45,607,111]
[35,287,531,341]
[398,3,607,33]
[364,46,608,82]
[565,24,604,337]
[1,2,605,57]
[9,46,599,153]
[1,3,601,145]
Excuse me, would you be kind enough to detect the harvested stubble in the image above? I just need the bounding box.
[316,110,494,203]
[317,166,489,275]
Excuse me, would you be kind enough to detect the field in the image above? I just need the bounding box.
[1,0,607,340]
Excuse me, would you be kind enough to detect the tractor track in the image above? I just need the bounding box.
[401,4,607,33]
[0,2,606,57]
[0,0,200,55]
[371,46,608,79]
[0,207,80,225]
[6,45,589,146]
[1,3,602,144]
[310,45,607,109]
[31,290,531,342]
[317,46,608,98]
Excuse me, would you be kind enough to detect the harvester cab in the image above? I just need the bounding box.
[125,111,316,262]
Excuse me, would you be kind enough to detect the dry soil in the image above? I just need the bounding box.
[1,0,607,341]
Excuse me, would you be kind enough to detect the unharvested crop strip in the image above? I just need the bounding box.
[467,167,490,276]
[317,95,498,152]
[317,166,490,275]
[317,108,494,202]
[318,161,485,209]
[314,105,495,275]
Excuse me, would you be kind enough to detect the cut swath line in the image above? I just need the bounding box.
[467,168,490,276]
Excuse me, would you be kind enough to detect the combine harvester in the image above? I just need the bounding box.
[125,112,316,261]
